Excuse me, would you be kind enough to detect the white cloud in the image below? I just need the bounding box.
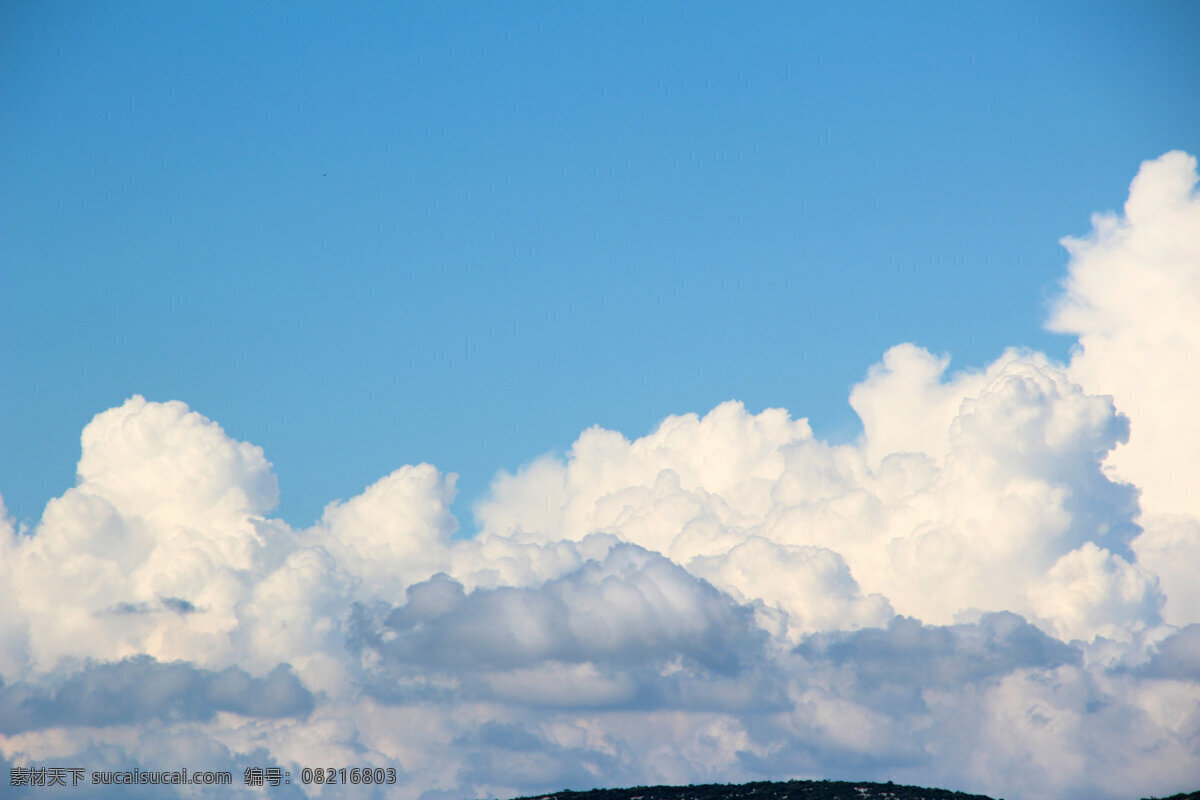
[1050,150,1200,518]
[480,350,1151,641]
[1046,150,1200,627]
[311,465,458,604]
[6,396,277,671]
[1133,514,1200,626]
[3,151,1200,799]
[688,537,893,642]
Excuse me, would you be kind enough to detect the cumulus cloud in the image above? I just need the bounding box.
[0,657,312,734]
[2,151,1200,800]
[1046,150,1200,627]
[348,543,782,717]
[478,351,1152,642]
[1050,151,1200,517]
[356,544,763,675]
[793,613,1080,705]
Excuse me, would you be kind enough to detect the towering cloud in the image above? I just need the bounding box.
[1,152,1198,799]
[1050,151,1200,518]
[1047,150,1200,628]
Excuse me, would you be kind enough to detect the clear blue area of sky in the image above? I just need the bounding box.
[3,1,1199,530]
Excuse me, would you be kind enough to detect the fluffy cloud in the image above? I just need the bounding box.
[1050,151,1200,518]
[2,151,1199,799]
[355,544,763,675]
[479,350,1151,642]
[1046,150,1200,627]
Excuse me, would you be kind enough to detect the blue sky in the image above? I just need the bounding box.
[2,1,1198,528]
[5,5,1200,800]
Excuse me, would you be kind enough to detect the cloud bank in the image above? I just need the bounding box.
[2,151,1199,799]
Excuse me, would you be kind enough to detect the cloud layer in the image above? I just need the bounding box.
[2,151,1199,799]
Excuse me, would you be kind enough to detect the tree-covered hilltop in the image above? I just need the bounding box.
[507,779,1200,800]
[506,778,999,800]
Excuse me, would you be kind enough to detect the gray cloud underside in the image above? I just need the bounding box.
[0,657,313,734]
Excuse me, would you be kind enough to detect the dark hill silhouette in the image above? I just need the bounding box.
[506,778,1200,800]
[506,778,998,800]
